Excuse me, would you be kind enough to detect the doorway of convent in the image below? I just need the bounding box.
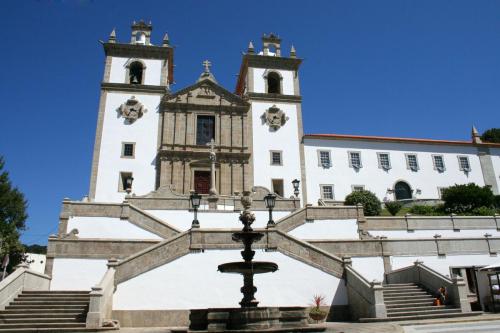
[394,181,412,200]
[194,171,211,194]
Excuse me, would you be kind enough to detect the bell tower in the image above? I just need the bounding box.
[235,34,306,203]
[88,21,174,203]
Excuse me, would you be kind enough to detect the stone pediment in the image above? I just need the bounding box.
[163,79,249,109]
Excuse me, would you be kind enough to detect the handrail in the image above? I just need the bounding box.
[0,264,51,310]
[86,262,116,328]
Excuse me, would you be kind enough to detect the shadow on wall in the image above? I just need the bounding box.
[328,282,350,321]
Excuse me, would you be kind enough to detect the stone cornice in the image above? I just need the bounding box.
[103,42,172,59]
[159,149,251,163]
[244,54,302,70]
[162,102,249,114]
[246,92,302,103]
[101,82,168,94]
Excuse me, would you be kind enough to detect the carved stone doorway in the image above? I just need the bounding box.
[194,171,211,194]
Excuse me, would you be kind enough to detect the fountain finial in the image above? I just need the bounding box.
[239,191,255,232]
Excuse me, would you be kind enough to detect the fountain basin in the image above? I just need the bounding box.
[232,231,264,243]
[218,261,278,275]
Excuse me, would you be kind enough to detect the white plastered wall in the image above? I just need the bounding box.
[113,250,347,310]
[67,217,161,240]
[368,229,500,239]
[50,258,108,291]
[304,139,485,204]
[491,148,500,194]
[391,254,500,278]
[252,68,295,95]
[94,92,160,202]
[251,101,302,199]
[146,210,291,231]
[108,57,163,86]
[289,219,359,240]
[352,257,385,282]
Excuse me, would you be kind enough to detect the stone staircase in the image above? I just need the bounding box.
[361,283,478,322]
[0,290,97,332]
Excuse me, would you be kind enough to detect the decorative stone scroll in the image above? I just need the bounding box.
[262,105,288,130]
[118,96,147,123]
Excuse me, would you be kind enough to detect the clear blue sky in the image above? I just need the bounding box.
[0,0,499,245]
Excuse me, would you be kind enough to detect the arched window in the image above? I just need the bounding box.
[129,61,144,84]
[394,181,412,200]
[267,72,281,94]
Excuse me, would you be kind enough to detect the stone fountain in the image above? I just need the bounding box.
[188,191,325,332]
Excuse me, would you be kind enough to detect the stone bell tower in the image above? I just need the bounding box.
[235,34,306,203]
[88,21,174,203]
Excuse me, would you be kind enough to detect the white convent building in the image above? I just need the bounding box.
[2,21,500,330]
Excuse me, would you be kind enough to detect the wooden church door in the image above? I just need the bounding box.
[194,171,211,194]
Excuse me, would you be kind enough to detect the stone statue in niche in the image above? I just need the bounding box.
[118,96,147,123]
[262,105,288,130]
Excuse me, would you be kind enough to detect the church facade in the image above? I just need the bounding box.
[5,22,500,329]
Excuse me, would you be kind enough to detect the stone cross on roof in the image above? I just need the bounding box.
[203,60,212,73]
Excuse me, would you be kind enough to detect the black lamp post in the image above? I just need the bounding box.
[190,192,202,228]
[264,193,276,227]
[292,179,300,198]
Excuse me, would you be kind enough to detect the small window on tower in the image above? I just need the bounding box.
[272,179,284,197]
[121,143,135,158]
[267,72,281,94]
[129,61,144,84]
[270,151,283,166]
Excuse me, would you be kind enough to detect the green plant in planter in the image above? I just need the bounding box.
[384,201,402,216]
[309,294,327,322]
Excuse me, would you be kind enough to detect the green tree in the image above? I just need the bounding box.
[441,183,494,215]
[344,190,382,216]
[0,156,28,273]
[481,128,500,143]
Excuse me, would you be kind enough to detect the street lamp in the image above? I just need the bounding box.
[292,179,300,198]
[125,176,134,194]
[190,192,202,228]
[264,193,276,227]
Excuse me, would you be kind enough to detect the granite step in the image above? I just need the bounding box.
[387,308,462,317]
[387,304,445,312]
[0,309,86,314]
[0,318,85,324]
[0,323,86,329]
[8,301,89,306]
[0,313,84,319]
[5,304,87,310]
[359,311,478,322]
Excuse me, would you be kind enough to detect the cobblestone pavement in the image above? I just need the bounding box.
[403,320,500,333]
[324,322,403,333]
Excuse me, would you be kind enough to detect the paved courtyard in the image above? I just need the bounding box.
[403,320,500,333]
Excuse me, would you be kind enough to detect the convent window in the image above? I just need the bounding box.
[270,151,283,166]
[318,150,331,168]
[321,185,334,200]
[129,61,144,84]
[458,156,471,172]
[432,155,445,172]
[272,179,284,197]
[121,143,135,158]
[406,154,419,171]
[267,72,281,94]
[349,151,362,169]
[377,152,391,170]
[196,115,215,146]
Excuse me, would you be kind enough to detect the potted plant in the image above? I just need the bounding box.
[309,294,327,322]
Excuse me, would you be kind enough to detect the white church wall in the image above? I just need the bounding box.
[351,257,385,282]
[145,210,291,231]
[251,68,295,95]
[304,138,484,204]
[391,254,499,278]
[67,217,161,240]
[94,92,160,202]
[368,229,500,239]
[113,249,347,310]
[251,101,302,199]
[50,258,108,291]
[288,219,359,240]
[108,57,163,86]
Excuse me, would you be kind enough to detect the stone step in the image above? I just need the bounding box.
[0,313,84,319]
[0,328,112,333]
[0,309,86,315]
[15,296,90,301]
[359,311,478,322]
[9,301,89,306]
[0,318,85,324]
[383,290,429,296]
[383,283,417,287]
[386,303,441,311]
[382,285,421,289]
[6,305,87,310]
[388,308,461,318]
[384,294,434,301]
[0,323,86,329]
[384,297,435,304]
[21,291,89,294]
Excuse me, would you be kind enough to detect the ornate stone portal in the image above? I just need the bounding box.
[118,96,147,123]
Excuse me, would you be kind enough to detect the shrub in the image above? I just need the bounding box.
[344,190,381,216]
[384,201,402,216]
[494,195,500,209]
[441,183,494,215]
[409,205,437,216]
[470,206,497,216]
